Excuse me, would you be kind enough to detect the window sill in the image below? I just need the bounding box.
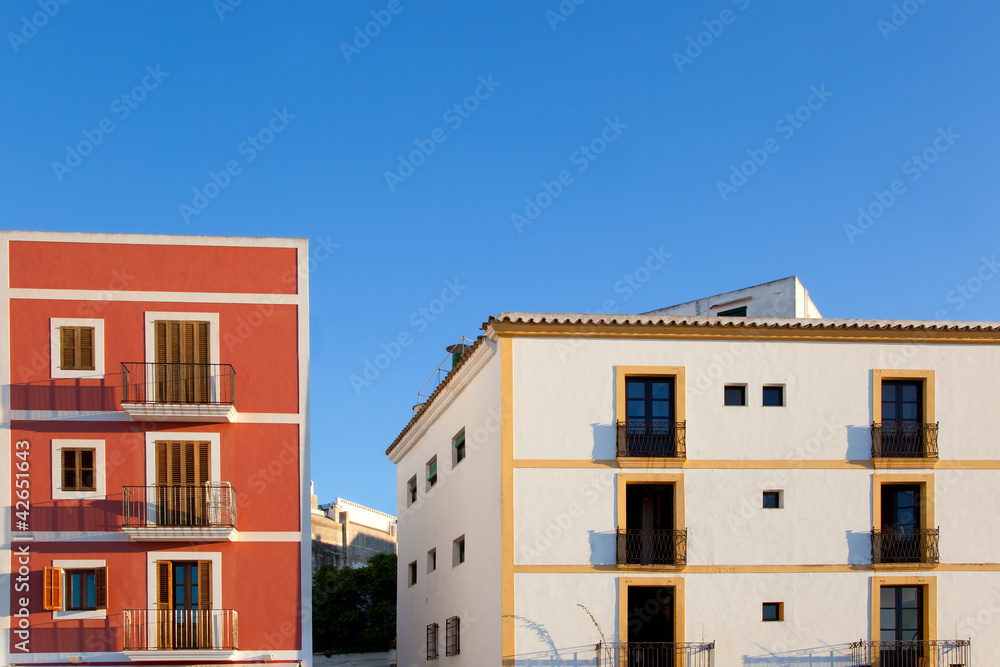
[871,457,939,470]
[617,457,686,469]
[53,608,107,620]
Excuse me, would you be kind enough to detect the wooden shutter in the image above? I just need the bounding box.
[58,326,95,370]
[61,449,77,491]
[94,567,107,609]
[60,327,76,369]
[198,560,212,609]
[156,561,172,610]
[79,449,95,491]
[78,327,94,370]
[156,442,169,486]
[43,567,63,610]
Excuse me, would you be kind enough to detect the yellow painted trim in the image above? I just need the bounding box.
[618,576,684,645]
[500,336,515,665]
[490,321,1000,344]
[871,576,937,643]
[615,365,686,426]
[615,473,685,546]
[872,473,935,531]
[512,458,1000,470]
[871,369,936,424]
[514,563,1000,574]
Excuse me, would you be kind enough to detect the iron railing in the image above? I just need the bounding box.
[122,484,237,529]
[850,638,970,666]
[616,529,687,567]
[597,641,714,667]
[871,528,939,565]
[871,422,939,458]
[121,362,235,405]
[124,609,238,651]
[616,421,686,458]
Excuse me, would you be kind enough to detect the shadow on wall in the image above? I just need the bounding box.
[508,644,601,666]
[845,530,872,566]
[588,530,615,566]
[844,425,872,459]
[590,423,616,460]
[10,377,120,412]
[742,643,855,665]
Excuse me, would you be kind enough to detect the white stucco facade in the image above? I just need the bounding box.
[388,283,999,666]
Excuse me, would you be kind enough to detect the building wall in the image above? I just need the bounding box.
[393,344,503,666]
[310,502,396,574]
[508,334,1000,663]
[1,232,310,666]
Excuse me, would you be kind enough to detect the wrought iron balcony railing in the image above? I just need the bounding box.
[850,638,970,667]
[123,609,238,651]
[616,529,687,567]
[871,422,939,458]
[122,484,237,529]
[616,421,686,458]
[871,528,939,565]
[121,362,235,406]
[597,641,715,667]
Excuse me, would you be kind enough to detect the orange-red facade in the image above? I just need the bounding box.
[2,232,310,667]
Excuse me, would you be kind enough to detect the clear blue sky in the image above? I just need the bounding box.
[3,1,998,515]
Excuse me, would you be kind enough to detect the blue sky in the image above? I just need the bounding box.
[3,1,998,515]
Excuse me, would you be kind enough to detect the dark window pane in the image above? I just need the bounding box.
[901,404,918,421]
[651,402,671,418]
[651,383,672,399]
[763,386,784,406]
[763,492,780,509]
[724,386,746,406]
[882,384,896,401]
[881,587,895,607]
[627,383,645,399]
[901,385,919,402]
[880,609,895,629]
[762,603,780,621]
[628,400,646,418]
[86,574,96,608]
[901,587,919,606]
[882,404,896,420]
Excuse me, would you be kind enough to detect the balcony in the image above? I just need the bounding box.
[123,609,238,660]
[850,639,970,667]
[616,420,686,465]
[871,528,939,566]
[598,642,714,667]
[871,422,939,459]
[122,483,238,542]
[121,362,236,422]
[616,529,687,567]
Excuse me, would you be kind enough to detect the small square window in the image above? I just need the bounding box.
[724,385,747,406]
[407,476,417,506]
[762,602,783,622]
[453,536,465,566]
[763,491,782,509]
[427,456,438,490]
[718,306,748,317]
[763,385,785,407]
[61,448,97,492]
[408,561,417,587]
[453,430,466,466]
[427,549,437,573]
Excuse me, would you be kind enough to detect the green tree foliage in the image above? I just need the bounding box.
[312,553,396,655]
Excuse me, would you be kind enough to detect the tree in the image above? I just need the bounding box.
[312,553,396,655]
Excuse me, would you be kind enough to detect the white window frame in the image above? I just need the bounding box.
[50,318,105,379]
[143,311,220,365]
[52,558,107,620]
[145,431,221,485]
[52,439,106,500]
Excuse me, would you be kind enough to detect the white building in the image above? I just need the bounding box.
[386,277,998,666]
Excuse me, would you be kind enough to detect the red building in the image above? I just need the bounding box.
[1,231,311,667]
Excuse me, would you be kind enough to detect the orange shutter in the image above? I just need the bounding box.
[156,561,172,610]
[198,560,212,609]
[60,327,76,369]
[43,567,63,610]
[94,567,107,609]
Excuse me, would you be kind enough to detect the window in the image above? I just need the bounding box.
[154,559,214,649]
[620,375,684,458]
[627,377,675,423]
[408,560,417,586]
[762,385,784,407]
[453,430,466,466]
[762,491,782,509]
[407,476,417,506]
[880,586,922,642]
[762,602,783,621]
[724,385,746,406]
[61,448,96,491]
[426,623,439,660]
[43,565,107,612]
[60,326,95,370]
[453,536,465,566]
[427,456,438,489]
[718,306,748,317]
[621,483,683,566]
[50,318,105,379]
[871,370,937,459]
[428,549,437,573]
[445,616,461,656]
